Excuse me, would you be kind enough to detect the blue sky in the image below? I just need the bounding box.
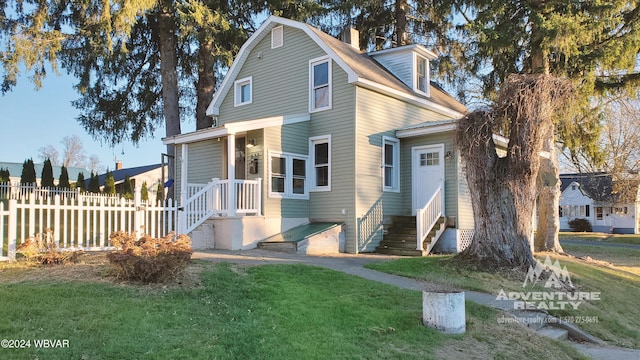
[0,72,171,172]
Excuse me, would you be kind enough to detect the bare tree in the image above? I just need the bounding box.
[61,135,87,168]
[562,97,640,202]
[37,145,60,165]
[88,154,102,173]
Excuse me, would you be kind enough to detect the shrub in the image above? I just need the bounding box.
[568,218,592,232]
[16,229,82,264]
[107,232,192,283]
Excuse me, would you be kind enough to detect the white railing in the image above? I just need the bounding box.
[416,182,444,251]
[357,198,383,252]
[178,178,262,234]
[0,187,179,261]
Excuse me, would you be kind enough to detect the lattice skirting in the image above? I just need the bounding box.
[458,230,475,252]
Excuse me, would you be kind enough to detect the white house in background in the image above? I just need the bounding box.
[559,173,640,234]
[93,162,166,200]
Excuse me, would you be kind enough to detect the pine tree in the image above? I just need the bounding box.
[20,159,37,185]
[122,175,134,200]
[141,181,149,201]
[88,172,100,193]
[58,165,71,189]
[103,171,116,195]
[0,167,10,183]
[156,182,164,205]
[75,172,86,192]
[41,158,55,188]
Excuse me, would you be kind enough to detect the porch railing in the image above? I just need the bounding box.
[179,178,262,234]
[416,182,444,251]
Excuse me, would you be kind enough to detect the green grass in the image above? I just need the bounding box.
[0,258,587,359]
[560,232,640,245]
[366,250,640,348]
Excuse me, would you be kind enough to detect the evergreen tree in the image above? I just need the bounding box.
[41,158,55,188]
[0,167,10,183]
[103,171,116,195]
[156,182,164,204]
[20,159,37,185]
[75,172,86,192]
[122,175,134,200]
[58,166,71,189]
[88,172,101,193]
[141,181,149,201]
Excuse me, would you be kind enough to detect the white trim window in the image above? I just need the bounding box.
[234,76,252,106]
[414,54,430,96]
[309,135,331,191]
[269,151,308,199]
[382,136,400,192]
[309,57,332,112]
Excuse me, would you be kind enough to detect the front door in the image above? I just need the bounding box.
[235,137,246,180]
[412,144,444,215]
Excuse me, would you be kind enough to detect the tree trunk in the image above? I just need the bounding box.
[196,40,215,130]
[157,0,181,200]
[457,75,570,269]
[395,0,408,46]
[534,125,564,252]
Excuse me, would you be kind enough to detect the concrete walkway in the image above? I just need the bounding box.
[193,249,640,360]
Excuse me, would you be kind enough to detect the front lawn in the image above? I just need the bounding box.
[0,255,586,359]
[366,248,640,348]
[559,232,640,245]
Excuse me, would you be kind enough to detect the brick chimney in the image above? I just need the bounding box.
[116,161,123,170]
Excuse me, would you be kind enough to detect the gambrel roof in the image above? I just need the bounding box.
[206,16,467,118]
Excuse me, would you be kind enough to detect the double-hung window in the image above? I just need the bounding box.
[382,136,400,192]
[310,57,331,112]
[415,55,429,96]
[269,152,308,199]
[310,135,331,191]
[234,77,252,106]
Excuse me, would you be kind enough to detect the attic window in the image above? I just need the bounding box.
[415,54,430,96]
[271,26,283,49]
[234,76,252,106]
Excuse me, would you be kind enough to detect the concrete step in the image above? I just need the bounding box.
[375,246,424,256]
[378,239,417,250]
[537,326,569,341]
[257,242,297,253]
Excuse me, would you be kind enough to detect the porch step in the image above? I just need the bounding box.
[375,216,445,256]
[258,222,343,254]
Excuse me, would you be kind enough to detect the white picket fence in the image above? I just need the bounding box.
[0,186,178,261]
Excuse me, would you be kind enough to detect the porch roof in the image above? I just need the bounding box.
[162,113,310,145]
[395,119,458,138]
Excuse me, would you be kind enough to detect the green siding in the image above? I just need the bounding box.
[307,62,357,251]
[263,122,310,219]
[187,140,221,183]
[218,27,325,123]
[399,133,458,220]
[456,154,474,229]
[353,87,458,252]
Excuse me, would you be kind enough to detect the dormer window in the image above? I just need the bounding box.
[415,55,429,96]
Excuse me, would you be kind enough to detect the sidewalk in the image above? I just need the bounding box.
[193,249,640,360]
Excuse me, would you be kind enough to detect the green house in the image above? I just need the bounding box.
[163,16,478,255]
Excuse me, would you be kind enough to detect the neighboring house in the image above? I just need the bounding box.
[163,16,476,254]
[93,163,166,200]
[0,161,88,186]
[559,173,640,234]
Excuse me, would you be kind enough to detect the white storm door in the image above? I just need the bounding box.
[412,145,444,215]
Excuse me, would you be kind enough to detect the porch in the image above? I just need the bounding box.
[178,178,262,235]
